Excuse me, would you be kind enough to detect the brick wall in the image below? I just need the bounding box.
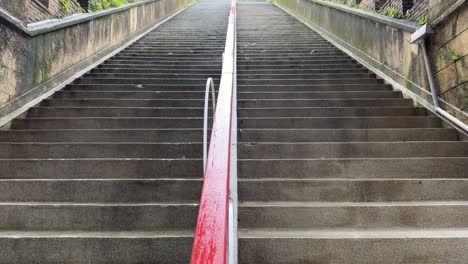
[429,2,468,117]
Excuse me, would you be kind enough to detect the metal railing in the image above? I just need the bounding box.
[411,25,468,133]
[203,77,216,171]
[190,0,237,263]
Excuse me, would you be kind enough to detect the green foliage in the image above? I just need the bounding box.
[452,55,461,62]
[60,0,71,14]
[89,1,103,11]
[418,16,427,25]
[111,0,128,7]
[102,0,111,8]
[389,8,399,18]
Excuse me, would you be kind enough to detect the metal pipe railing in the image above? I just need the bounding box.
[203,77,216,171]
[412,26,468,133]
[190,0,237,263]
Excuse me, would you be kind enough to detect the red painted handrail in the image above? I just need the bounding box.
[190,0,236,263]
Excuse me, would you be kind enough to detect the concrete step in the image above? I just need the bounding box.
[237,98,413,107]
[99,62,222,70]
[0,179,202,202]
[238,128,458,142]
[238,229,468,264]
[91,68,222,75]
[52,91,400,100]
[75,77,219,85]
[11,117,210,129]
[0,143,203,158]
[237,91,402,99]
[53,91,216,99]
[237,107,427,117]
[237,68,370,74]
[238,116,441,129]
[238,158,468,179]
[238,179,468,202]
[237,63,364,70]
[0,202,197,231]
[26,107,209,118]
[82,73,221,79]
[237,78,384,85]
[40,99,207,107]
[239,201,468,229]
[64,84,217,92]
[0,231,193,263]
[0,158,202,179]
[0,129,206,142]
[238,142,468,158]
[237,84,393,92]
[238,72,375,79]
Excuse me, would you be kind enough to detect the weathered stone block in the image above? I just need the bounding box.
[441,82,468,110]
[456,55,468,84]
[436,63,458,94]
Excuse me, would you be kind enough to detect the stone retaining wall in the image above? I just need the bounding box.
[0,0,190,118]
[274,0,467,124]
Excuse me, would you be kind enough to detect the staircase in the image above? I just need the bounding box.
[236,2,468,263]
[0,0,229,262]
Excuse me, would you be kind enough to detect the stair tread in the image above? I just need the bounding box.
[239,228,468,238]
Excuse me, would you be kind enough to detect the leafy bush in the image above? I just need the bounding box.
[418,16,427,25]
[89,1,103,11]
[60,0,71,13]
[389,8,399,18]
[102,0,111,8]
[111,0,128,7]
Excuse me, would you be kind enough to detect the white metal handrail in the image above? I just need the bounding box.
[203,77,216,171]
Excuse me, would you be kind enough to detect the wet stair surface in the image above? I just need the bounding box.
[236,2,468,264]
[0,0,229,262]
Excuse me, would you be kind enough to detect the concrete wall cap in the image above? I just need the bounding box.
[309,0,420,33]
[0,0,161,36]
